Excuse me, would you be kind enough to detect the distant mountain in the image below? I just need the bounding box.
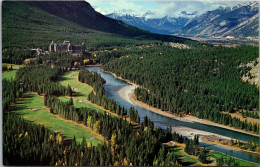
[107,13,189,35]
[27,1,150,37]
[2,0,191,48]
[174,1,259,39]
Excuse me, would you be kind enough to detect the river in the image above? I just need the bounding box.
[87,66,260,163]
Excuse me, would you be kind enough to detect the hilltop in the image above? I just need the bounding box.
[2,1,191,49]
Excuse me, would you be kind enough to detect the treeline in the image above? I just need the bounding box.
[41,52,94,69]
[3,53,81,112]
[3,113,117,166]
[3,105,192,166]
[2,64,13,71]
[2,48,34,64]
[216,156,240,166]
[97,45,175,64]
[241,110,259,119]
[3,47,97,68]
[44,96,79,122]
[78,68,105,87]
[4,113,65,165]
[184,135,210,164]
[230,139,259,152]
[184,135,200,156]
[197,109,259,133]
[129,107,140,123]
[2,52,218,166]
[102,46,260,133]
[78,106,196,166]
[2,79,22,111]
[4,89,196,166]
[78,68,127,117]
[41,93,195,165]
[16,65,72,96]
[3,63,203,166]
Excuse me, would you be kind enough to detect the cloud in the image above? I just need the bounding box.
[86,0,147,16]
[86,0,244,18]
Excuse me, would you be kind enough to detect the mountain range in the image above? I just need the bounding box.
[107,13,189,35]
[106,1,259,39]
[175,1,259,39]
[2,0,190,49]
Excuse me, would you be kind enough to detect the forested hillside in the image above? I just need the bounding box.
[102,46,259,133]
[2,1,192,49]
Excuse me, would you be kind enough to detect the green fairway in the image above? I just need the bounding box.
[2,63,24,69]
[208,151,260,166]
[58,71,105,112]
[169,145,202,166]
[2,70,17,80]
[11,92,102,145]
[2,63,24,80]
[168,143,260,166]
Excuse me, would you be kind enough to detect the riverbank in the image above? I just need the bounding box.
[201,136,260,155]
[86,64,102,67]
[107,69,260,138]
[126,85,260,155]
[100,69,140,87]
[128,88,260,138]
[89,67,260,163]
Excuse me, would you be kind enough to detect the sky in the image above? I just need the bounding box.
[86,0,246,18]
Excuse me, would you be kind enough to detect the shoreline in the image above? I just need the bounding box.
[128,88,260,138]
[86,64,102,67]
[103,69,260,138]
[119,85,260,155]
[117,86,260,156]
[202,138,260,156]
[100,68,140,87]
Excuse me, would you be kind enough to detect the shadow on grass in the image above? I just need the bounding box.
[179,158,196,166]
[10,104,29,111]
[58,76,69,82]
[168,145,197,166]
[9,94,37,111]
[74,92,85,97]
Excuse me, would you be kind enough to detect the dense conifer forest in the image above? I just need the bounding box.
[3,44,259,166]
[79,68,127,116]
[102,46,260,133]
[3,55,201,166]
[2,1,260,166]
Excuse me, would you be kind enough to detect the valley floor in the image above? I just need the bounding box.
[106,69,260,139]
[10,92,102,145]
[5,67,260,166]
[127,87,260,138]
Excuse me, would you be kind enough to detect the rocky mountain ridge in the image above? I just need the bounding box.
[174,1,259,39]
[107,13,189,35]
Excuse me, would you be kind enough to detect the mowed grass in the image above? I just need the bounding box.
[10,92,102,146]
[58,71,105,112]
[2,63,24,80]
[168,143,202,166]
[2,63,24,69]
[2,70,17,80]
[208,151,260,166]
[168,143,260,166]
